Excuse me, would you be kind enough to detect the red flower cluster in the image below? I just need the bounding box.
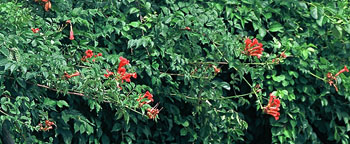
[147,103,163,120]
[64,71,80,79]
[103,57,137,89]
[38,120,55,131]
[327,66,349,92]
[81,49,102,62]
[31,28,40,33]
[137,91,154,107]
[263,93,281,120]
[243,38,264,59]
[116,57,137,83]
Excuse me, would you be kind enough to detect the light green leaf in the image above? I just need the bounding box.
[57,100,69,108]
[310,7,318,19]
[269,22,283,32]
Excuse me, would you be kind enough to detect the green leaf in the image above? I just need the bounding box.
[272,75,285,82]
[44,98,57,107]
[182,121,189,127]
[221,82,231,90]
[269,22,283,32]
[129,22,140,28]
[112,123,122,132]
[180,128,187,136]
[310,7,318,19]
[129,7,139,14]
[57,100,69,108]
[0,47,9,56]
[259,28,266,38]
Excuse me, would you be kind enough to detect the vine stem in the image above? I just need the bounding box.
[0,109,10,116]
[171,91,253,100]
[38,83,145,117]
[159,72,209,79]
[217,92,254,100]
[308,71,326,82]
[212,42,264,109]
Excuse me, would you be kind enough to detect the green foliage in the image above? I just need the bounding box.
[0,0,349,143]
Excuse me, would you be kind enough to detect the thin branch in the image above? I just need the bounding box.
[160,72,210,79]
[189,61,228,65]
[0,109,10,116]
[171,91,253,101]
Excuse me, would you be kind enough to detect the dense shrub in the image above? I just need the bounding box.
[0,0,349,143]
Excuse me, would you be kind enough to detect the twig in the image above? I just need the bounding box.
[189,61,228,65]
[160,72,210,79]
[0,109,10,116]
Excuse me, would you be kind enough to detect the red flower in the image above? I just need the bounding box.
[64,71,80,79]
[97,53,102,56]
[280,51,287,58]
[335,66,349,77]
[121,73,133,83]
[69,27,74,40]
[44,1,51,12]
[42,0,49,2]
[104,69,114,78]
[263,93,281,120]
[244,38,264,59]
[64,72,71,79]
[132,72,137,78]
[31,28,40,33]
[137,91,154,105]
[70,71,80,77]
[66,20,71,24]
[39,119,55,131]
[118,56,129,69]
[144,91,154,102]
[213,65,220,74]
[117,67,126,75]
[85,50,93,58]
[184,27,191,31]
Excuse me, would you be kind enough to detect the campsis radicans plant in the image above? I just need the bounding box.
[263,93,281,120]
[243,38,264,59]
[327,66,349,92]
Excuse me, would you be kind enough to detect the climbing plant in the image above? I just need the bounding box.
[0,0,349,143]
